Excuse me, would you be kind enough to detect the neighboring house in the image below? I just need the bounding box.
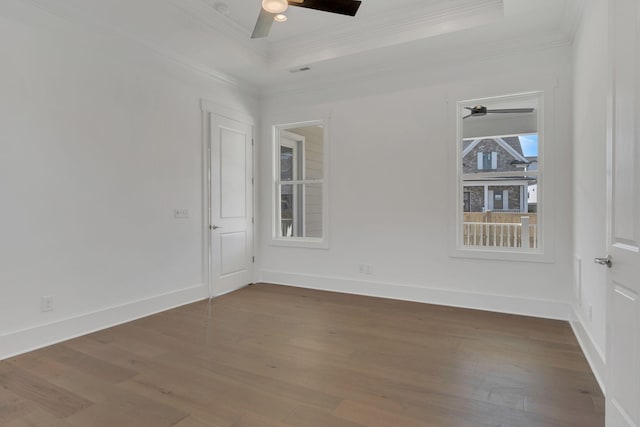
[462,136,537,213]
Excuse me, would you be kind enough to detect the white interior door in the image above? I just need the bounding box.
[209,113,253,296]
[605,0,640,425]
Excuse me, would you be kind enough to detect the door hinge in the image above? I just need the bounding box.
[252,256,255,263]
[252,138,254,146]
[251,177,254,185]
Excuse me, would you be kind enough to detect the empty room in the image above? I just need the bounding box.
[1,0,639,426]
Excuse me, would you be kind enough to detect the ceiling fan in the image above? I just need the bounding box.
[252,0,362,39]
[463,105,535,119]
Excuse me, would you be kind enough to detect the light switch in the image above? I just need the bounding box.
[173,208,189,219]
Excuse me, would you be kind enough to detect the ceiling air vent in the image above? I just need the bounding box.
[289,66,311,74]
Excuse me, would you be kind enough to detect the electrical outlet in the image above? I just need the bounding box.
[359,264,372,275]
[173,208,189,219]
[41,296,53,312]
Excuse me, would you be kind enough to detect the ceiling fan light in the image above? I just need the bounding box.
[274,14,288,22]
[262,0,288,14]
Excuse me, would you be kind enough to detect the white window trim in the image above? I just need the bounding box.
[447,86,556,263]
[271,118,330,249]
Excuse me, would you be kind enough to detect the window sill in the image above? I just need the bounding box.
[270,237,329,249]
[449,245,554,263]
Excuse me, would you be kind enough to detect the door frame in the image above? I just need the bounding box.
[201,99,255,298]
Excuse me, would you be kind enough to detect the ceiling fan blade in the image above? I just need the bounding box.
[462,113,473,119]
[485,108,535,114]
[288,0,362,16]
[251,8,276,39]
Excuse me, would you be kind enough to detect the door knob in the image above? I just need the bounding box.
[210,225,222,230]
[594,255,612,268]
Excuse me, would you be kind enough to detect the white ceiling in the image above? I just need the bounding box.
[30,0,584,91]
[203,0,433,40]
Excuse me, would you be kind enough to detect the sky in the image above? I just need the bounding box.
[519,134,538,157]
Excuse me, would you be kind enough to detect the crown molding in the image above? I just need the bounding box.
[19,0,259,92]
[260,29,571,100]
[169,0,268,62]
[10,0,577,94]
[267,0,504,70]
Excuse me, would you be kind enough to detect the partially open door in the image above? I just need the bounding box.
[604,0,640,425]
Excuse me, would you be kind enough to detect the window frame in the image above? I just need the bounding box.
[448,89,556,263]
[271,119,329,249]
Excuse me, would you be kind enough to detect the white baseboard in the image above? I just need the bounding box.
[569,305,606,395]
[259,270,570,320]
[0,283,208,361]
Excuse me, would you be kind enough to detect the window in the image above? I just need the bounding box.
[493,190,503,210]
[273,122,328,247]
[478,152,498,170]
[456,92,542,255]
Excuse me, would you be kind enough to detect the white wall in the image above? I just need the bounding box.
[570,0,608,388]
[0,0,257,358]
[258,46,574,319]
[0,0,583,362]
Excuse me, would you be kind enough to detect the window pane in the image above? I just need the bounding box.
[303,127,324,180]
[279,183,323,238]
[461,132,539,250]
[280,183,297,237]
[280,146,294,181]
[304,183,323,238]
[282,126,324,180]
[459,93,541,254]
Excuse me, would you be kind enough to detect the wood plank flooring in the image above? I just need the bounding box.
[0,284,604,426]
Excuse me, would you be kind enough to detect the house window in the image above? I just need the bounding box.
[493,191,503,210]
[457,92,542,256]
[478,152,498,170]
[273,121,328,247]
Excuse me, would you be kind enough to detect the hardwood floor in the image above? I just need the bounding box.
[0,284,604,426]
